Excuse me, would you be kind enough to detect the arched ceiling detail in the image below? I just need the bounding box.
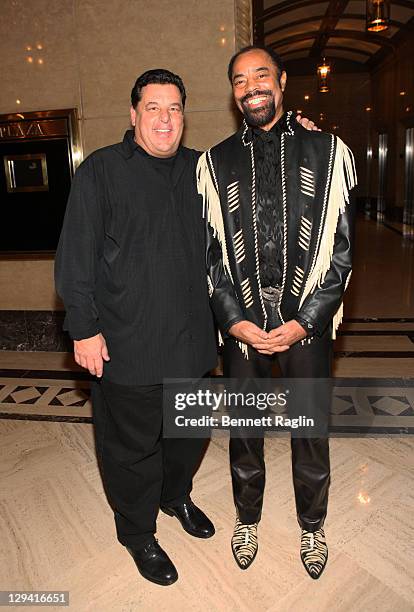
[253,0,414,73]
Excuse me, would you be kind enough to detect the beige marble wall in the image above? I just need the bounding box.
[0,0,240,309]
[0,260,62,311]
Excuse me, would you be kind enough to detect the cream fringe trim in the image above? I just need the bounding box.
[207,275,214,297]
[331,268,353,339]
[197,152,233,282]
[299,136,357,338]
[332,304,343,340]
[197,152,249,359]
[197,137,356,352]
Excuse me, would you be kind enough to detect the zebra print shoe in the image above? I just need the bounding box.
[300,528,328,580]
[231,518,258,570]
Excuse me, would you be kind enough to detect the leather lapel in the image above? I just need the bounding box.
[279,125,334,320]
[216,132,265,327]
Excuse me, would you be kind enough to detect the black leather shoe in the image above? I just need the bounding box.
[126,540,178,586]
[161,500,215,539]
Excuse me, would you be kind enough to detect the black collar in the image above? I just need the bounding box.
[252,112,288,141]
[241,110,296,146]
[119,130,186,187]
[120,129,140,159]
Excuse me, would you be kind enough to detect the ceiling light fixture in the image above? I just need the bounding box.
[366,0,390,33]
[317,58,331,93]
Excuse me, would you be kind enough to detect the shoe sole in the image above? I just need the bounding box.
[161,508,215,539]
[137,567,178,586]
[231,541,258,570]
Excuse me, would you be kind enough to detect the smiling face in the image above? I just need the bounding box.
[130,83,184,157]
[231,49,287,130]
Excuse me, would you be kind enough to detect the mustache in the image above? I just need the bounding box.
[241,90,273,105]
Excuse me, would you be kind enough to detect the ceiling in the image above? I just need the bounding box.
[253,0,414,73]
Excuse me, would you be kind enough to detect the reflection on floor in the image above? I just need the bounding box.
[382,220,414,241]
[1,422,413,611]
[1,218,413,611]
[344,218,414,320]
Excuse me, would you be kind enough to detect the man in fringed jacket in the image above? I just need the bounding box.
[198,45,356,579]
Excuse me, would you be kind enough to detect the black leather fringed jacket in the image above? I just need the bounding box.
[197,111,357,355]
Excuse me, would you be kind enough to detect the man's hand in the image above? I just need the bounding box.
[296,114,321,132]
[228,320,269,346]
[74,333,110,377]
[252,320,307,355]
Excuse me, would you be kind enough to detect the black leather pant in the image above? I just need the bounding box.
[224,298,331,532]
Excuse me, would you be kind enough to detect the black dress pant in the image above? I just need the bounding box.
[92,379,207,547]
[224,303,331,532]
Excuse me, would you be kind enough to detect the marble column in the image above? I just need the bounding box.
[234,0,253,50]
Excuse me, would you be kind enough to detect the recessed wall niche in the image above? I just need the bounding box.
[0,109,82,253]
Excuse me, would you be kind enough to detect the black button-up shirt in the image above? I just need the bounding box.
[55,131,217,385]
[253,113,287,288]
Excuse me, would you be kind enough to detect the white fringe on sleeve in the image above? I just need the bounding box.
[299,136,357,338]
[197,152,249,358]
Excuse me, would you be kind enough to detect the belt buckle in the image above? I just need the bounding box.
[261,285,281,307]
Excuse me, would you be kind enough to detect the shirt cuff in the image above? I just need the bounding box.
[63,316,101,341]
[294,315,318,337]
[224,316,245,335]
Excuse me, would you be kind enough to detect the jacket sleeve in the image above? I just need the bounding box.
[205,220,244,333]
[296,195,355,336]
[54,157,104,340]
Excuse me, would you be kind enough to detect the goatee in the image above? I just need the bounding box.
[241,91,276,128]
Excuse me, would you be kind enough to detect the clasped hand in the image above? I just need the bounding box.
[229,319,307,354]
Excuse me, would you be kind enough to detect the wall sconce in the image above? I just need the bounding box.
[317,58,331,93]
[366,0,390,32]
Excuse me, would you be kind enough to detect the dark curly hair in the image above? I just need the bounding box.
[131,68,186,109]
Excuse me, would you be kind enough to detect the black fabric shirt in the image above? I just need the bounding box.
[55,130,217,385]
[136,143,176,180]
[253,113,287,288]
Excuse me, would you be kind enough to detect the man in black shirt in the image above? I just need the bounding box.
[55,69,217,586]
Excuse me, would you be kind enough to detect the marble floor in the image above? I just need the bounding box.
[0,217,414,611]
[344,217,414,320]
[1,423,413,612]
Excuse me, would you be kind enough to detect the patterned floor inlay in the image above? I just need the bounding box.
[1,375,413,433]
[0,377,92,422]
